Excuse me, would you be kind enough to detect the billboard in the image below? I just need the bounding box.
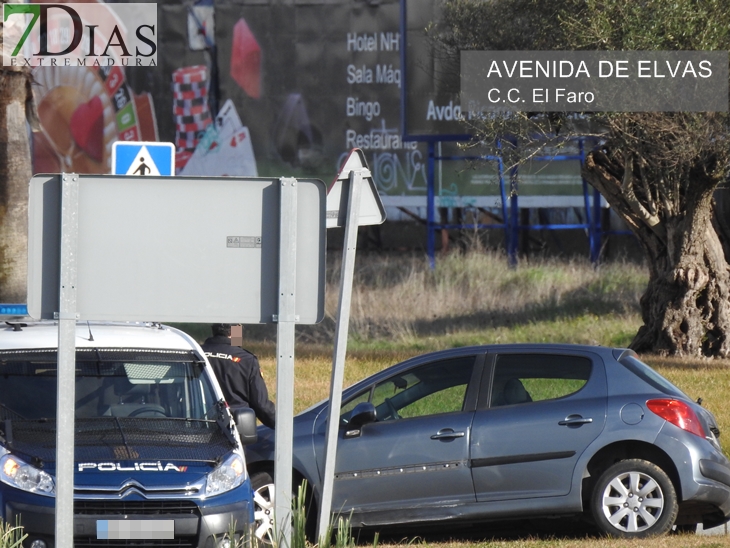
[27,0,587,208]
[28,0,434,202]
[402,0,465,139]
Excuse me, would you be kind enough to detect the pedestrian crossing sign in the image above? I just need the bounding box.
[112,141,176,176]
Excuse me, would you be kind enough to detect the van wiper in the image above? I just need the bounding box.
[110,416,138,459]
[1,419,11,446]
[213,400,237,446]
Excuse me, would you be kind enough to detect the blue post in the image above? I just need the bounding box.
[592,140,603,265]
[427,141,436,269]
[579,139,597,264]
[593,187,602,262]
[508,162,519,267]
[497,139,510,255]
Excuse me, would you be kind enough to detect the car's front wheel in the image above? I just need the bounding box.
[591,459,678,538]
[251,471,276,546]
[251,472,317,545]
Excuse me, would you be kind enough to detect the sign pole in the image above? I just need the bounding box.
[316,169,364,541]
[274,177,298,546]
[56,174,79,548]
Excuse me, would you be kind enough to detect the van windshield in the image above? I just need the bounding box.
[0,348,219,421]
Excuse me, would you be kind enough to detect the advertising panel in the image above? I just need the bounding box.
[24,0,586,209]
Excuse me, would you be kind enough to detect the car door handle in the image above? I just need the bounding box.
[559,415,593,427]
[430,428,466,440]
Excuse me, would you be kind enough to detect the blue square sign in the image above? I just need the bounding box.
[112,141,175,176]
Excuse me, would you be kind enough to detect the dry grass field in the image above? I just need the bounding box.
[380,535,730,548]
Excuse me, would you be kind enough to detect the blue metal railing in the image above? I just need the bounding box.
[425,137,608,267]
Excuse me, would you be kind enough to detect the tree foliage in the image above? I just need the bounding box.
[436,0,730,357]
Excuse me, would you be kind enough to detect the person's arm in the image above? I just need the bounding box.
[248,357,276,429]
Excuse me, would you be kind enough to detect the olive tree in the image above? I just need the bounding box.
[438,0,730,357]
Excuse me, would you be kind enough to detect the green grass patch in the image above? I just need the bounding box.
[345,313,641,353]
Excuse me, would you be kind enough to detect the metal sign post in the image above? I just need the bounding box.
[316,169,363,542]
[56,174,80,548]
[317,150,385,541]
[274,178,298,544]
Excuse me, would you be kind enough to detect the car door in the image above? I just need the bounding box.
[314,355,483,518]
[470,350,607,502]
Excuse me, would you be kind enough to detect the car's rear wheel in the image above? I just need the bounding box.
[252,471,275,546]
[591,459,678,538]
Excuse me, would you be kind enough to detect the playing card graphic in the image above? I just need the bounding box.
[214,99,243,141]
[181,100,257,176]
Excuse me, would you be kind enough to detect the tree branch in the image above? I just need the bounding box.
[621,153,666,240]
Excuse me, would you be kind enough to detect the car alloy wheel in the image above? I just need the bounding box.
[251,471,276,546]
[591,459,678,538]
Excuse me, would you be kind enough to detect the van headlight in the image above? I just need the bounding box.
[0,454,55,496]
[205,453,246,497]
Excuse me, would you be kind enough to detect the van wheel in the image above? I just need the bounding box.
[591,459,678,538]
[252,471,275,546]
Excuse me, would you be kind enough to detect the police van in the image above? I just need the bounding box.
[0,321,257,548]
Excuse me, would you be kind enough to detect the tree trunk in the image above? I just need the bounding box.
[583,151,730,358]
[713,186,730,263]
[0,69,31,303]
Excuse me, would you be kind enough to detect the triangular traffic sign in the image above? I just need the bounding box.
[326,149,386,228]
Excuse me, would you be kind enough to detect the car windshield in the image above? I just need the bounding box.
[619,354,689,399]
[0,348,219,421]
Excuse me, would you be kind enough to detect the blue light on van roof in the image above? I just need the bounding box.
[0,304,28,316]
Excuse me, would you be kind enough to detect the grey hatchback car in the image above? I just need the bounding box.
[245,344,730,539]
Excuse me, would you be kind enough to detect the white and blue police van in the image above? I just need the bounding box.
[0,321,257,548]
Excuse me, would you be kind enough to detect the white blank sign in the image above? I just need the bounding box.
[28,175,326,324]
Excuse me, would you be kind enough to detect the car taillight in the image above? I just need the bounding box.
[647,398,706,438]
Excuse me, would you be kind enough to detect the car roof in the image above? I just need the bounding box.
[393,342,621,365]
[0,321,196,352]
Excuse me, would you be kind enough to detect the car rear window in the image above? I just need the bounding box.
[619,355,688,399]
[490,354,592,407]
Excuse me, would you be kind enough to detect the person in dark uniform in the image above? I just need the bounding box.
[202,324,276,429]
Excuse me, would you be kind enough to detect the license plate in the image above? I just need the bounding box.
[97,520,174,539]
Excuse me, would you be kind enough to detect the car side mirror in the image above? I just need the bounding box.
[231,406,258,445]
[344,402,376,439]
